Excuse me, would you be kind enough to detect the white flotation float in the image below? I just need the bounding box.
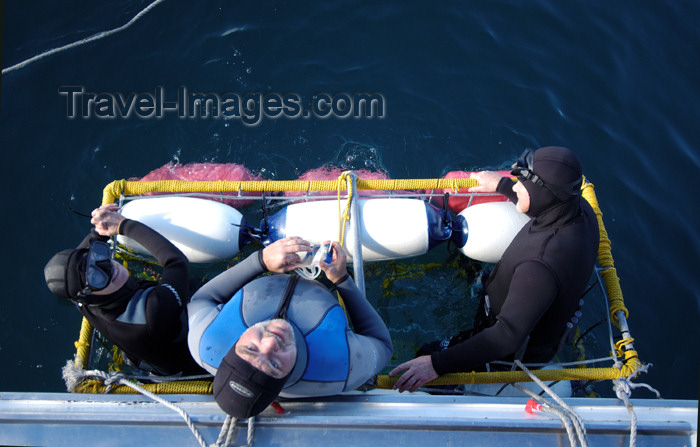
[116,195,528,265]
[264,198,529,264]
[451,201,530,263]
[117,197,250,263]
[263,198,451,262]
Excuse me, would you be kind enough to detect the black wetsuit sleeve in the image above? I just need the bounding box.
[497,176,518,203]
[118,219,190,341]
[335,276,393,355]
[431,260,558,374]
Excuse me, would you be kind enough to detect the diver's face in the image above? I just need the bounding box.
[91,261,129,295]
[235,319,297,378]
[513,181,531,213]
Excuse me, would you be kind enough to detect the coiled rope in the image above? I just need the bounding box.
[63,361,210,446]
[2,0,168,75]
[62,360,254,447]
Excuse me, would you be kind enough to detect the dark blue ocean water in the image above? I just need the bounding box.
[1,1,698,400]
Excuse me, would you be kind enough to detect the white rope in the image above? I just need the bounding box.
[2,0,168,75]
[619,363,660,398]
[93,369,210,447]
[213,416,254,447]
[610,362,661,447]
[515,360,588,447]
[214,415,238,447]
[247,417,256,446]
[613,378,638,447]
[540,402,578,447]
[515,361,586,438]
[214,415,232,446]
[610,364,660,447]
[63,361,257,447]
[516,385,578,447]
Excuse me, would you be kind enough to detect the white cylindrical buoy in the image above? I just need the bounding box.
[117,196,249,263]
[452,201,530,263]
[263,198,450,262]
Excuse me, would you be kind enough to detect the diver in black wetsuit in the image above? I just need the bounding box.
[390,146,599,392]
[44,204,204,376]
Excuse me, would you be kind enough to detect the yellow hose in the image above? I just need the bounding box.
[101,177,479,205]
[376,366,635,389]
[581,181,629,326]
